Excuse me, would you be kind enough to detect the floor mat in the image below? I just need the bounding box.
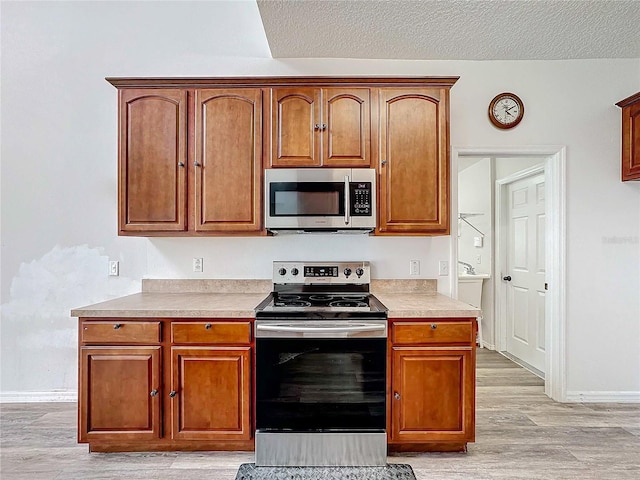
[234,463,417,480]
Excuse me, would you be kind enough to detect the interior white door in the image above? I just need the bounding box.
[504,173,546,373]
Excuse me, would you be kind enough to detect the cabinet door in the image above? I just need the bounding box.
[170,347,251,440]
[271,88,321,167]
[391,347,474,443]
[194,89,263,232]
[622,100,640,181]
[79,346,162,442]
[119,89,187,233]
[378,89,450,234]
[322,88,371,167]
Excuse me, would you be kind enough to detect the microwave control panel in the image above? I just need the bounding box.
[349,182,372,216]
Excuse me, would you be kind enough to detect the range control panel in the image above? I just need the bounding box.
[273,261,370,284]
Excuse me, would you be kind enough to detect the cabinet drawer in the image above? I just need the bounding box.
[171,322,251,344]
[81,321,161,344]
[392,321,474,345]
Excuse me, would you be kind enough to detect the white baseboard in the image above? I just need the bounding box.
[565,391,640,403]
[479,342,496,350]
[0,391,78,403]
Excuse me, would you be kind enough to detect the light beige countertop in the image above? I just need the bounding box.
[70,292,269,318]
[372,292,479,318]
[71,279,479,319]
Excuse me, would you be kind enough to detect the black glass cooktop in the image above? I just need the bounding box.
[255,291,388,319]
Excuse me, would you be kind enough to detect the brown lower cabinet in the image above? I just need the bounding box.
[79,346,162,443]
[78,316,475,452]
[78,318,253,452]
[170,346,251,441]
[388,318,477,452]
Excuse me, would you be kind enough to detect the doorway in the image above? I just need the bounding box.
[452,147,566,402]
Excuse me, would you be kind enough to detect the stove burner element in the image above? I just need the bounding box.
[277,300,312,308]
[339,295,367,301]
[329,300,368,308]
[277,294,301,301]
[308,295,334,302]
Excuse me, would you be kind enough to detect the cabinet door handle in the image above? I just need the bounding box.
[381,160,387,166]
[321,123,327,130]
[169,391,177,398]
[178,162,185,167]
[113,323,122,330]
[194,161,201,167]
[314,124,321,130]
[205,323,212,330]
[394,392,401,400]
[431,324,438,330]
[150,389,158,397]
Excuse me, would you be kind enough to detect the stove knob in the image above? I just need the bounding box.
[356,267,364,277]
[291,268,299,276]
[343,268,352,277]
[278,268,287,276]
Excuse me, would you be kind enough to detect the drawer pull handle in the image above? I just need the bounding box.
[431,324,437,330]
[150,389,158,397]
[113,324,122,330]
[205,323,212,330]
[394,392,401,400]
[169,391,177,398]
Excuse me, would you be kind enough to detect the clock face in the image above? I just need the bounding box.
[489,93,524,129]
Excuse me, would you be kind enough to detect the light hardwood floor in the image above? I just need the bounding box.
[1,349,638,479]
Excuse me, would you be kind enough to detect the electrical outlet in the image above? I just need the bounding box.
[438,260,449,276]
[108,260,119,276]
[193,258,203,273]
[410,260,420,276]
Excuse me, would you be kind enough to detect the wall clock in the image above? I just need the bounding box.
[488,92,524,129]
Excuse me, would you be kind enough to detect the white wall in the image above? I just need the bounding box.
[458,158,492,276]
[1,1,639,400]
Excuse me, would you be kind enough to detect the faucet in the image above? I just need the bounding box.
[458,261,476,275]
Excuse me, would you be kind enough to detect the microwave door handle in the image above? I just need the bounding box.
[344,175,350,225]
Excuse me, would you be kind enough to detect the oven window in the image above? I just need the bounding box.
[270,182,344,216]
[256,338,386,431]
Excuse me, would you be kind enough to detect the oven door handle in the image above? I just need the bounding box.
[256,324,386,334]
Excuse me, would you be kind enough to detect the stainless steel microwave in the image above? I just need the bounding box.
[264,168,376,233]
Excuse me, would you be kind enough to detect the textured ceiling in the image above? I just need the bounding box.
[257,0,640,60]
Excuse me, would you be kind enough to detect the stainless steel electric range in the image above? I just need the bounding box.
[254,261,388,467]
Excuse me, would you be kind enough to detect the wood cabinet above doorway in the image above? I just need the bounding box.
[616,92,640,181]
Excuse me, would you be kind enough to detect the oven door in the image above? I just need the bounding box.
[254,319,388,466]
[255,322,386,432]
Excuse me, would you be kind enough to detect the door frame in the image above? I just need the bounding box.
[495,165,545,375]
[451,146,566,402]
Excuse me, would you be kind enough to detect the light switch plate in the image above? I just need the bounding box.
[108,261,119,276]
[193,258,203,273]
[438,260,449,276]
[410,260,420,276]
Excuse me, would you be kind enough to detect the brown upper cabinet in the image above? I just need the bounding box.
[616,92,640,181]
[193,89,263,232]
[378,88,451,235]
[118,89,188,233]
[114,85,263,235]
[108,77,458,236]
[269,88,372,168]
